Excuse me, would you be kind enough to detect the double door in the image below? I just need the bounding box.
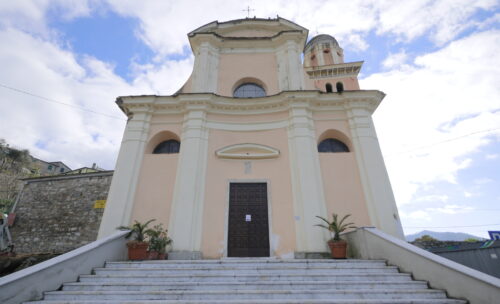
[227,183,270,257]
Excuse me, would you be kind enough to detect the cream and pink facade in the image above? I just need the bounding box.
[97,18,404,259]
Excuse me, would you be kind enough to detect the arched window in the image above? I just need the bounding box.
[233,83,266,98]
[325,83,333,93]
[153,140,180,154]
[318,138,349,153]
[336,82,344,93]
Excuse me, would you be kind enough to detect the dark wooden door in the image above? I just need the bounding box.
[228,183,270,257]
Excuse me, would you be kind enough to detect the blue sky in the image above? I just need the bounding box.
[0,1,499,238]
[49,10,155,80]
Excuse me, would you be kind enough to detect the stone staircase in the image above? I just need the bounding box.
[26,258,467,303]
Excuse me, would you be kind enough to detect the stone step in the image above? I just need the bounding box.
[43,289,449,301]
[112,258,387,263]
[104,260,388,269]
[79,272,414,283]
[25,299,468,304]
[92,266,399,276]
[62,280,429,291]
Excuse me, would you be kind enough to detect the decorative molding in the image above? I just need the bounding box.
[216,143,280,159]
[305,61,363,79]
[206,120,288,131]
[117,90,385,117]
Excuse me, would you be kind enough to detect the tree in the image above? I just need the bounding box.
[415,235,438,242]
[0,139,32,213]
[464,238,479,242]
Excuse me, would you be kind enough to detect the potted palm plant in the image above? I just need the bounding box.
[315,213,356,259]
[146,224,172,260]
[118,219,155,260]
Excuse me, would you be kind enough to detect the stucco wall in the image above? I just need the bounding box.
[314,77,360,92]
[130,154,178,228]
[217,53,279,97]
[10,172,113,254]
[208,112,289,123]
[129,119,182,228]
[318,153,371,227]
[202,127,295,258]
[314,117,372,228]
[123,108,374,258]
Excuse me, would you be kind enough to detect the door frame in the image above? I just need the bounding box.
[223,179,273,258]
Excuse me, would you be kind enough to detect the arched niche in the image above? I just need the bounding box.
[336,81,344,93]
[146,131,181,154]
[318,129,352,152]
[325,83,333,93]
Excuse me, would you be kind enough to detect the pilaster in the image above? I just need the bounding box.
[287,100,329,252]
[191,42,219,93]
[276,46,288,91]
[97,109,152,239]
[346,103,405,239]
[286,40,305,90]
[168,104,209,255]
[316,45,325,66]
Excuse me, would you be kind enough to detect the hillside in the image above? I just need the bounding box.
[406,230,486,241]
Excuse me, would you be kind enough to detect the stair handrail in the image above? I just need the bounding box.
[0,230,128,304]
[343,227,500,304]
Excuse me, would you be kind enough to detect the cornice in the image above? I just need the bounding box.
[116,90,385,116]
[189,17,307,37]
[305,61,363,79]
[189,30,307,52]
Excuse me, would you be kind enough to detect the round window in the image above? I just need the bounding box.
[233,83,266,98]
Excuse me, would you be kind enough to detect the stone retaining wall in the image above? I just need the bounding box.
[9,171,113,253]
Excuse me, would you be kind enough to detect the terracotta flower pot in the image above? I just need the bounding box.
[148,251,168,260]
[147,251,158,260]
[328,240,347,259]
[126,241,149,260]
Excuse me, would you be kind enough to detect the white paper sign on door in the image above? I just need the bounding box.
[245,214,251,221]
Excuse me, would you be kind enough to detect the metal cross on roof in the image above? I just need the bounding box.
[242,5,255,18]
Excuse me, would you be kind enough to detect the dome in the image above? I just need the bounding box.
[304,34,340,53]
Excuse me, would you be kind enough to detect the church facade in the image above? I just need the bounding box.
[97,17,404,259]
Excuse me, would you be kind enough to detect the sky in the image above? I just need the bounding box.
[0,1,499,238]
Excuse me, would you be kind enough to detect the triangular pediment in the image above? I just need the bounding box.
[216,143,280,159]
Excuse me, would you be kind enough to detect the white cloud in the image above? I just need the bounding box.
[102,0,497,56]
[486,154,499,160]
[375,0,498,45]
[477,12,500,30]
[0,27,190,169]
[464,191,474,198]
[341,33,369,52]
[474,178,494,185]
[363,29,500,206]
[427,204,475,214]
[382,50,409,69]
[0,0,94,38]
[0,1,498,182]
[1,1,495,61]
[416,195,449,203]
[130,56,194,95]
[400,210,431,221]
